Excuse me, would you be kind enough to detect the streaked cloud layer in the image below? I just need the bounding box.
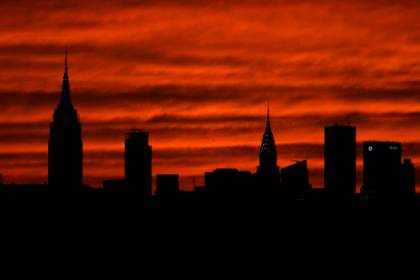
[0,0,419,189]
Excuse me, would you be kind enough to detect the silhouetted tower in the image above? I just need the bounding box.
[361,141,402,198]
[256,104,280,192]
[324,125,356,198]
[125,129,152,197]
[48,50,83,188]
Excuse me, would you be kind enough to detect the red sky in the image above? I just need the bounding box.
[0,0,419,190]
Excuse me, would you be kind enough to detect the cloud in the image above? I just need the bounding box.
[0,110,419,148]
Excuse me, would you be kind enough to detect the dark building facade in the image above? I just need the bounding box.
[205,168,252,196]
[256,105,280,193]
[125,129,152,196]
[156,174,179,198]
[48,50,83,188]
[401,158,416,197]
[102,179,127,192]
[361,141,402,198]
[324,125,356,198]
[281,160,312,198]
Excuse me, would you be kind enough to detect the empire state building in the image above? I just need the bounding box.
[48,50,83,188]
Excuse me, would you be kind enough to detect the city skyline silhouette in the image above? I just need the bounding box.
[0,49,418,196]
[0,50,416,204]
[0,0,419,195]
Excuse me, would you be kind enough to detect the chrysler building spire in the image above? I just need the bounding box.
[258,103,279,172]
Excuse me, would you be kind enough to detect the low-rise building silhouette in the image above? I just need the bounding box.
[281,160,312,199]
[102,179,127,192]
[205,168,252,196]
[156,174,179,198]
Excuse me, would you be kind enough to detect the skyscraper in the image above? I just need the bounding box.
[361,141,402,198]
[324,125,356,198]
[256,104,280,193]
[125,129,152,197]
[48,50,83,188]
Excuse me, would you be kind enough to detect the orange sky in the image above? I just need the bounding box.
[0,0,419,190]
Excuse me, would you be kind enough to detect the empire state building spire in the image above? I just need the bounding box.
[60,48,72,108]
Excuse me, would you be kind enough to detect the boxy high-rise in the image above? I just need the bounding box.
[125,129,152,197]
[362,141,402,198]
[324,125,356,198]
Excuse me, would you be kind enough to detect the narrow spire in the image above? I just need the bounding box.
[64,47,68,75]
[259,101,278,171]
[265,101,271,132]
[60,48,73,108]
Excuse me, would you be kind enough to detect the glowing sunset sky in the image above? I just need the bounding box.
[0,0,419,189]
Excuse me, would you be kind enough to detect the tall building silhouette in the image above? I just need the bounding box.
[361,141,402,198]
[125,129,152,197]
[324,125,356,198]
[48,50,83,188]
[256,104,280,193]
